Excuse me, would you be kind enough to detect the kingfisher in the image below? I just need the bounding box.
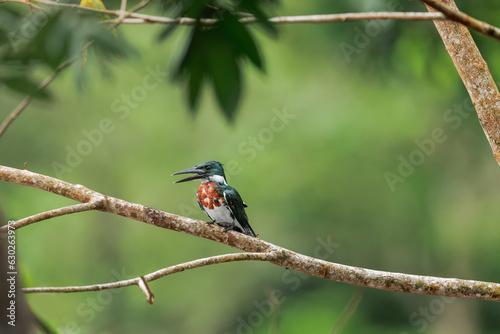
[172,161,256,237]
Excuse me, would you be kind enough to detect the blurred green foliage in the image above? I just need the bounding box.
[1,0,500,333]
[160,0,278,119]
[0,5,129,98]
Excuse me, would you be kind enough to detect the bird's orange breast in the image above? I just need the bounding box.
[197,182,225,210]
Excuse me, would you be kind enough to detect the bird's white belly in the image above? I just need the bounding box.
[204,205,235,226]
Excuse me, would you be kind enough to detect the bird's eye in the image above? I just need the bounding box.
[205,166,211,170]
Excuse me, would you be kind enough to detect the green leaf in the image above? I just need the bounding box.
[211,62,241,121]
[165,0,278,120]
[187,61,205,110]
[205,30,242,120]
[174,23,243,120]
[219,13,262,69]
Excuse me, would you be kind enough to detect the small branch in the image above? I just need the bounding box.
[423,0,500,165]
[108,12,446,25]
[113,0,151,28]
[138,277,154,304]
[2,0,449,25]
[6,201,104,230]
[2,0,447,25]
[105,11,446,25]
[420,0,500,41]
[259,12,446,24]
[119,0,127,19]
[23,252,278,295]
[5,0,500,42]
[331,288,363,334]
[2,165,500,302]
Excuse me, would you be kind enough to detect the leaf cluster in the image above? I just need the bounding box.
[160,0,278,120]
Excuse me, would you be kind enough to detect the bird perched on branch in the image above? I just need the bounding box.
[172,161,256,237]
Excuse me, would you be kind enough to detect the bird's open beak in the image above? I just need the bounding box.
[172,167,205,183]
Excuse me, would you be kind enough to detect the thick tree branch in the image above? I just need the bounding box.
[23,252,279,303]
[424,0,500,165]
[2,165,500,302]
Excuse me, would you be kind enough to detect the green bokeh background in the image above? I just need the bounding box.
[2,1,500,333]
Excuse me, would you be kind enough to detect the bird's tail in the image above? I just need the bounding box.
[241,224,256,237]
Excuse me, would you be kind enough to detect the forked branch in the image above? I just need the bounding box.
[1,164,500,302]
[421,0,500,40]
[23,252,280,304]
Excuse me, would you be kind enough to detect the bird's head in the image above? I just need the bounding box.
[172,161,227,184]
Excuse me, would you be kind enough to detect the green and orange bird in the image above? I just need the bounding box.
[173,161,256,237]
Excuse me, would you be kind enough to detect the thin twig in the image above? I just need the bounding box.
[7,201,104,230]
[105,12,447,25]
[107,0,149,32]
[331,288,363,334]
[1,0,448,25]
[23,252,279,295]
[6,0,500,43]
[2,165,500,302]
[118,0,127,20]
[138,277,154,304]
[1,0,447,24]
[420,0,500,41]
[254,12,446,24]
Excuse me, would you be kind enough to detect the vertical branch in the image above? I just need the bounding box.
[424,0,500,165]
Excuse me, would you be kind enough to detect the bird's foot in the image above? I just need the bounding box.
[223,225,236,233]
[206,220,216,225]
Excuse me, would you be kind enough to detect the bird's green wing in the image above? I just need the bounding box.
[223,187,256,237]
